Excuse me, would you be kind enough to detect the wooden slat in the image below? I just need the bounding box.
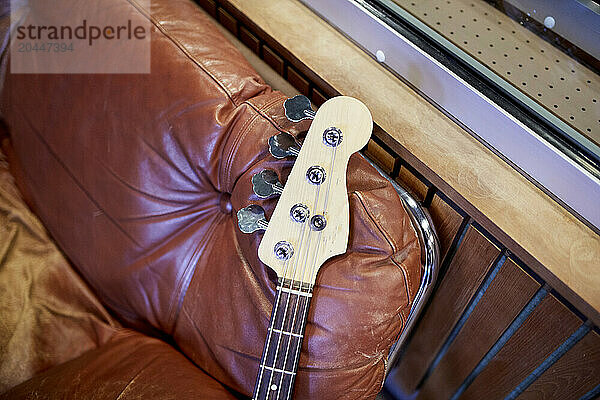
[262,45,284,76]
[396,166,428,202]
[516,331,600,400]
[416,259,540,399]
[196,0,217,17]
[392,225,501,393]
[365,139,395,174]
[461,294,582,399]
[286,67,310,96]
[217,8,238,36]
[239,26,260,55]
[311,88,328,106]
[427,194,463,261]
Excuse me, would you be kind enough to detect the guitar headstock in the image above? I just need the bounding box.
[257,96,372,285]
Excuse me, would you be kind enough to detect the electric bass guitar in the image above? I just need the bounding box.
[237,95,372,400]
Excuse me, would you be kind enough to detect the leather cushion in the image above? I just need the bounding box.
[0,142,119,393]
[0,330,239,400]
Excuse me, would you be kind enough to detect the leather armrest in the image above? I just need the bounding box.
[1,330,239,400]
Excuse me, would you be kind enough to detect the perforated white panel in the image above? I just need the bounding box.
[394,0,600,147]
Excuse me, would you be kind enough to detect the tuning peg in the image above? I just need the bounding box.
[268,132,300,159]
[252,169,284,198]
[237,204,269,233]
[284,95,316,122]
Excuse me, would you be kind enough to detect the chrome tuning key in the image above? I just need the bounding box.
[268,132,300,159]
[252,169,284,198]
[284,94,316,122]
[237,205,269,233]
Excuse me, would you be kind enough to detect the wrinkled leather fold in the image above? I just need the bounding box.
[1,330,239,400]
[0,145,119,393]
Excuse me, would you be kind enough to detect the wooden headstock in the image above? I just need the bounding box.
[258,96,372,284]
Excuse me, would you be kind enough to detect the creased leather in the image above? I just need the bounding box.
[1,330,239,400]
[0,0,422,398]
[0,144,119,393]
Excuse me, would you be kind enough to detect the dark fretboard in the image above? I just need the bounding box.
[253,279,314,400]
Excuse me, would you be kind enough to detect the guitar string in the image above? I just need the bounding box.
[256,145,314,399]
[268,182,320,400]
[273,153,327,400]
[266,166,321,400]
[265,125,343,399]
[283,142,339,400]
[274,130,338,400]
[266,204,311,400]
[254,252,292,400]
[256,189,311,400]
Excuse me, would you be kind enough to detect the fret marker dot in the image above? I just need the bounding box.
[271,384,278,391]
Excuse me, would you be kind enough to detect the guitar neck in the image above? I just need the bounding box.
[250,96,373,399]
[253,278,314,400]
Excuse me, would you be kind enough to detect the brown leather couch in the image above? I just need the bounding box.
[0,0,422,398]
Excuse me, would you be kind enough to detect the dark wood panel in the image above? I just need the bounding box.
[396,166,428,202]
[311,88,328,106]
[461,294,582,399]
[262,45,284,76]
[239,26,260,54]
[286,67,310,96]
[516,331,600,400]
[197,0,217,17]
[416,259,540,399]
[217,8,238,36]
[427,194,463,261]
[392,225,501,394]
[365,139,395,174]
